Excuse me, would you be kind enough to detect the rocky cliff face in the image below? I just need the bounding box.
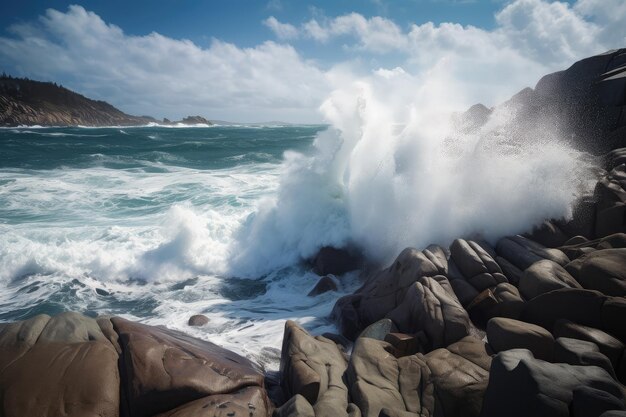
[0,77,155,127]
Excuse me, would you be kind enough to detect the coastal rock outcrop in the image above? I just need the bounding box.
[0,313,270,417]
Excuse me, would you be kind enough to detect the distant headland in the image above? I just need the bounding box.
[0,74,212,127]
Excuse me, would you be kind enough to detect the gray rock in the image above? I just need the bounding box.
[332,248,440,340]
[519,259,581,300]
[554,337,616,379]
[346,337,434,417]
[553,320,625,370]
[487,317,554,361]
[450,239,507,292]
[571,386,626,417]
[187,314,209,327]
[566,249,626,296]
[496,235,569,270]
[480,349,625,417]
[308,276,338,296]
[358,318,397,341]
[424,336,492,417]
[386,276,471,351]
[279,320,352,417]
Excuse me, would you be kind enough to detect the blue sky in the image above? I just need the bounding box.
[0,0,623,122]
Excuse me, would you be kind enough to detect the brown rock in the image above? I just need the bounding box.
[487,317,555,361]
[112,317,266,417]
[519,259,581,300]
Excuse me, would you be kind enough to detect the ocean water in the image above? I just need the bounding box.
[0,124,362,371]
[0,75,598,371]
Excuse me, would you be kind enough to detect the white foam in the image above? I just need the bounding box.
[231,69,597,275]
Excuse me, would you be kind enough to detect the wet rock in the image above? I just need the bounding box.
[519,259,581,300]
[496,235,569,270]
[112,317,267,417]
[559,233,626,260]
[554,337,616,379]
[566,249,626,296]
[358,318,397,341]
[466,283,524,326]
[480,349,625,417]
[486,317,554,361]
[307,276,338,296]
[526,220,570,248]
[346,337,433,417]
[494,256,524,286]
[312,247,361,276]
[386,276,471,351]
[279,321,353,417]
[424,336,493,417]
[553,320,625,370]
[332,248,440,340]
[187,314,209,327]
[273,394,315,417]
[571,386,626,417]
[154,386,269,417]
[520,288,608,334]
[450,239,507,292]
[0,313,120,417]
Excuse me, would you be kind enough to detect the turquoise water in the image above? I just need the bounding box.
[0,125,357,370]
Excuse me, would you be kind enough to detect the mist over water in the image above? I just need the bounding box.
[0,73,597,369]
[232,70,597,276]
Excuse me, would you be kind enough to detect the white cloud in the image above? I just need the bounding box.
[2,1,625,122]
[303,13,408,52]
[0,6,329,122]
[263,16,299,40]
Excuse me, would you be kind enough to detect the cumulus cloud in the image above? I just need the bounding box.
[1,1,624,122]
[264,0,626,109]
[263,16,299,40]
[302,13,408,52]
[0,5,329,122]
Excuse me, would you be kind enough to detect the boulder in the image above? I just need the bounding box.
[308,276,338,296]
[566,249,626,296]
[520,288,606,332]
[346,337,434,417]
[273,394,315,417]
[386,276,471,351]
[554,337,616,379]
[466,283,524,326]
[279,321,352,417]
[495,256,523,286]
[424,336,493,417]
[0,313,120,417]
[496,235,569,270]
[571,386,626,417]
[112,317,267,417]
[154,386,270,417]
[449,239,507,292]
[480,349,625,417]
[526,220,570,248]
[486,317,554,361]
[553,320,625,370]
[358,318,397,341]
[519,259,581,300]
[312,247,361,276]
[187,314,209,327]
[559,233,626,260]
[332,248,440,340]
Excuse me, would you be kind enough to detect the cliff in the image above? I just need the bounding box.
[0,76,155,127]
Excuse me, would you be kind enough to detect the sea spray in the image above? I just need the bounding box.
[231,68,597,276]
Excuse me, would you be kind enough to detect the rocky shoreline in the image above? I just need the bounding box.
[0,76,212,127]
[1,51,626,416]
